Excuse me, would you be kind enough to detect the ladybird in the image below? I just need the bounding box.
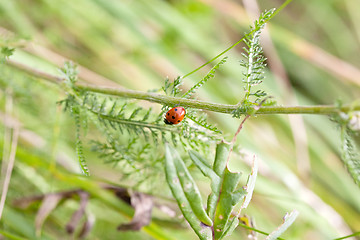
[164,107,186,125]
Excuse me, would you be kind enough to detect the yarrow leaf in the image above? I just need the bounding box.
[233,9,276,118]
[182,57,228,99]
[340,126,360,187]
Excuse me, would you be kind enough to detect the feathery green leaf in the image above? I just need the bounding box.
[182,57,228,99]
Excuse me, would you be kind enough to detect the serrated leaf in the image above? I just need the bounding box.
[142,108,152,122]
[100,99,107,113]
[164,144,213,240]
[187,114,222,134]
[109,101,117,116]
[129,107,142,120]
[1,47,15,58]
[340,127,360,187]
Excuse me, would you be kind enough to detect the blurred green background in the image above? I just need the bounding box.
[0,0,360,239]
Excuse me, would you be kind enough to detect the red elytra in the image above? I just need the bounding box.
[164,107,186,125]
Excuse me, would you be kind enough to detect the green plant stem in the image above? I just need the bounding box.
[69,83,360,115]
[7,59,360,116]
[238,223,285,240]
[181,0,293,79]
[333,231,360,240]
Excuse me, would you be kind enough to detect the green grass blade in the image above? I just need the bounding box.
[213,142,230,176]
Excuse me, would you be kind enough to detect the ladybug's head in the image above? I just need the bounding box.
[164,118,173,125]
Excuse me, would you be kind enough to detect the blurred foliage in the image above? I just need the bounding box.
[0,0,360,239]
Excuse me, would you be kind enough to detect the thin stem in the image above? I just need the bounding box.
[181,0,294,79]
[7,60,360,115]
[333,232,360,240]
[181,35,248,79]
[226,115,251,165]
[231,115,251,146]
[73,83,360,115]
[273,0,294,17]
[238,222,285,240]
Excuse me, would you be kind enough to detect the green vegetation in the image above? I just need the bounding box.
[0,0,360,239]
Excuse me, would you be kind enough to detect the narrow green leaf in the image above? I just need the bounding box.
[207,142,230,219]
[265,210,299,240]
[214,168,245,240]
[221,217,239,239]
[241,155,258,210]
[188,150,217,180]
[213,142,230,176]
[166,144,213,226]
[192,141,246,239]
[164,144,212,240]
[0,230,28,240]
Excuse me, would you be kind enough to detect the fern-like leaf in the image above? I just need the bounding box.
[340,127,360,187]
[73,107,90,176]
[59,61,78,85]
[59,62,90,176]
[182,57,228,99]
[232,9,275,118]
[0,47,15,63]
[241,28,267,102]
[186,113,222,134]
[162,76,182,97]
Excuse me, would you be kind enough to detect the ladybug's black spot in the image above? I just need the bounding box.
[177,120,180,122]
[167,113,170,116]
[174,108,178,111]
[172,116,175,119]
[164,118,173,125]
